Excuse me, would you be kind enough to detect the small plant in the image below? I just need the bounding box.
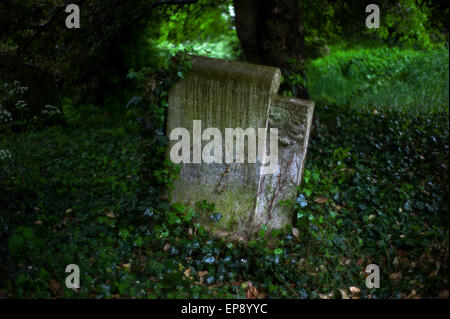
[0,80,29,129]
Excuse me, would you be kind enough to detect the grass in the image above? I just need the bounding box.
[0,47,448,299]
[307,46,449,114]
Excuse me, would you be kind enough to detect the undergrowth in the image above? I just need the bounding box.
[307,47,449,114]
[0,50,448,299]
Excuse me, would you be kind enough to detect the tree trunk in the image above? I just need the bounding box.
[233,0,309,99]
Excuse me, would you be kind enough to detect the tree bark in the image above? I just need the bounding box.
[233,0,308,99]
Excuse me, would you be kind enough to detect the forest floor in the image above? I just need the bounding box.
[0,47,448,298]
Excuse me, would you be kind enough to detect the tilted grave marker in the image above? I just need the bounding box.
[167,56,314,240]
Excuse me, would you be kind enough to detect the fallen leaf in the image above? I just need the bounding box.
[389,271,402,281]
[257,292,266,299]
[349,286,360,294]
[407,289,422,299]
[245,281,259,299]
[428,261,441,278]
[314,197,330,204]
[438,290,449,299]
[208,284,221,289]
[183,268,192,279]
[49,279,60,295]
[198,270,208,284]
[292,227,300,238]
[338,288,349,299]
[393,256,400,265]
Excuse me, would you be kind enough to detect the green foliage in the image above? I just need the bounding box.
[292,104,448,298]
[154,0,241,59]
[0,80,28,127]
[300,0,448,49]
[1,46,448,299]
[0,1,194,106]
[375,0,443,48]
[307,47,449,114]
[0,80,63,133]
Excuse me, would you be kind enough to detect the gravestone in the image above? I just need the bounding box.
[167,56,314,240]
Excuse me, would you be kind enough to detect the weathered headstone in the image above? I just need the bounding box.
[167,56,314,240]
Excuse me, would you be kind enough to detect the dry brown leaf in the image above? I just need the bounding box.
[208,284,221,289]
[245,281,259,299]
[349,286,360,294]
[407,289,422,299]
[163,243,171,252]
[198,270,208,284]
[428,262,441,278]
[256,292,266,299]
[292,227,300,238]
[314,197,330,204]
[183,268,192,279]
[338,288,349,299]
[389,271,402,281]
[438,290,449,299]
[338,258,350,266]
[49,279,60,295]
[34,220,42,225]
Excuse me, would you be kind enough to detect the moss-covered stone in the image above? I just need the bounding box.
[166,56,314,240]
